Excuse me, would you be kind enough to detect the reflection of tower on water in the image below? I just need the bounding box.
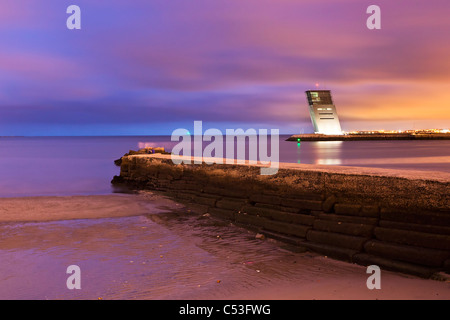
[314,141,343,165]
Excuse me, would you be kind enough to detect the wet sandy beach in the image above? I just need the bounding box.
[0,192,449,300]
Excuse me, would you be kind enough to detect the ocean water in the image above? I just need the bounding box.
[1,136,449,300]
[0,135,449,197]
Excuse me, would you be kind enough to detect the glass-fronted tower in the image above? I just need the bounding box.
[306,90,342,135]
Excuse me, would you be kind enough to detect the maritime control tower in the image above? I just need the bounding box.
[305,90,342,135]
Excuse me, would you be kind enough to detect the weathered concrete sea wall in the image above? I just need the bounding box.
[112,153,450,278]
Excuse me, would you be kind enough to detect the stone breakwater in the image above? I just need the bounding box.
[111,152,450,279]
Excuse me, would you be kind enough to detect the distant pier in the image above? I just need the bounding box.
[287,133,450,141]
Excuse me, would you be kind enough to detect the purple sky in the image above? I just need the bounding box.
[1,0,449,135]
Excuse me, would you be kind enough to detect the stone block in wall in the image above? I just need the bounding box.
[215,198,247,211]
[364,240,450,268]
[241,205,314,226]
[280,198,323,211]
[313,219,375,237]
[379,220,450,236]
[322,195,337,213]
[254,202,299,213]
[201,186,248,199]
[334,203,379,218]
[306,230,368,251]
[316,213,378,226]
[249,194,281,205]
[361,205,380,218]
[334,203,362,216]
[352,253,437,278]
[380,208,450,226]
[374,227,450,251]
[284,213,315,226]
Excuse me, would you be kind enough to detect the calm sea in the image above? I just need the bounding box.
[0,135,449,197]
[1,135,449,300]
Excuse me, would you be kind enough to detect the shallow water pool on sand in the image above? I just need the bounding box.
[0,206,330,300]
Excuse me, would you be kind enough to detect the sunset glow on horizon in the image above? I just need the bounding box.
[0,0,449,135]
